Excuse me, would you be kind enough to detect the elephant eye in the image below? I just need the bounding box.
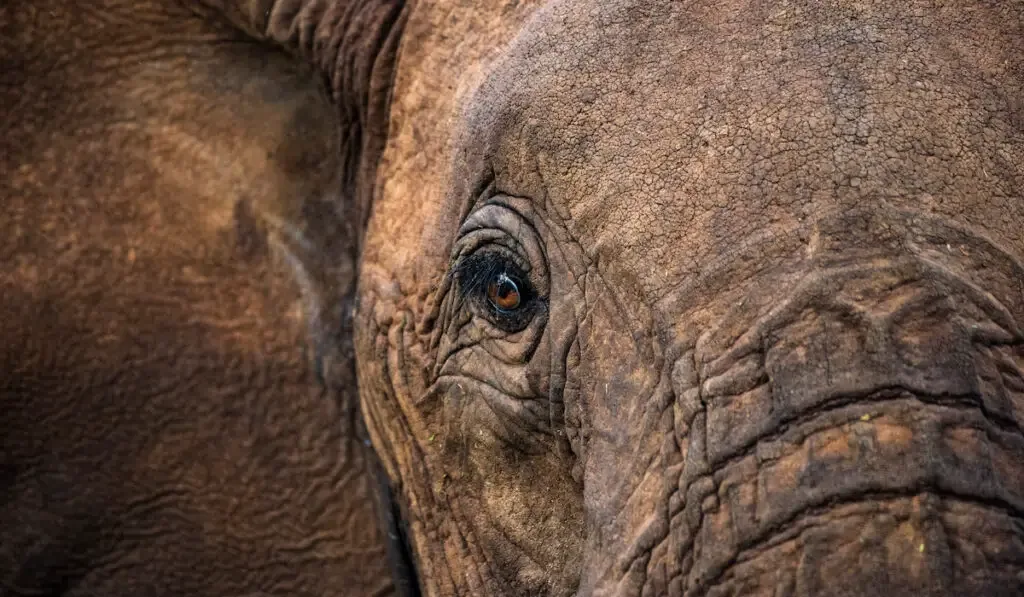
[455,250,539,333]
[486,274,522,311]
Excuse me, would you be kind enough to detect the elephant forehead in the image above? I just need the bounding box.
[464,0,1024,304]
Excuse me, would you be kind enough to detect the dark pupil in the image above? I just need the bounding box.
[487,275,521,311]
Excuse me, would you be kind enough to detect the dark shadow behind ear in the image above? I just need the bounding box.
[369,447,423,597]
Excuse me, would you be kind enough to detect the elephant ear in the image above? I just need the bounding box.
[1,0,411,595]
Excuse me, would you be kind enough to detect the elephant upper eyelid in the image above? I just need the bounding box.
[454,252,529,297]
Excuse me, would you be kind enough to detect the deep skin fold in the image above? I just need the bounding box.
[357,0,1024,596]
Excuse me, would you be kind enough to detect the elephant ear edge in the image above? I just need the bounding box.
[192,1,420,594]
[193,0,408,233]
[185,0,411,437]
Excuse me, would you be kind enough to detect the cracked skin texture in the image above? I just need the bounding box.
[358,0,1024,596]
[1,0,403,595]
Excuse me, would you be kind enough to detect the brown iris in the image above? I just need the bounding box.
[486,274,521,311]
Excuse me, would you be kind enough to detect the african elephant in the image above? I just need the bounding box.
[4,1,1024,597]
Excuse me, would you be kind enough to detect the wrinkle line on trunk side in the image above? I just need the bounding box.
[690,487,1024,597]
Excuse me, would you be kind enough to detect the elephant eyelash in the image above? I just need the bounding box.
[453,251,539,332]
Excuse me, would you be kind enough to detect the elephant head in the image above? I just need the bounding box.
[356,0,1024,596]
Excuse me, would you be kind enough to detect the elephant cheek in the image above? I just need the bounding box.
[570,284,675,596]
[467,439,586,595]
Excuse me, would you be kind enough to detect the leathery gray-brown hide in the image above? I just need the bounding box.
[358,0,1024,596]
